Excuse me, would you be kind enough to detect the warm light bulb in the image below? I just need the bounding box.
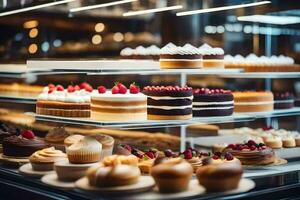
[28,44,38,54]
[29,28,38,38]
[95,23,105,32]
[92,35,102,44]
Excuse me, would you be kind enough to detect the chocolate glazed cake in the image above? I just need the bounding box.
[274,92,294,109]
[193,88,234,117]
[143,86,193,120]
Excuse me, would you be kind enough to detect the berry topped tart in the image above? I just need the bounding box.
[202,151,240,165]
[2,130,49,158]
[143,85,193,120]
[90,83,147,121]
[222,140,276,165]
[193,88,234,117]
[36,83,92,117]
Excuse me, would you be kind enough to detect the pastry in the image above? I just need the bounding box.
[2,130,49,157]
[274,92,294,109]
[66,136,102,164]
[36,84,92,117]
[0,83,43,98]
[120,47,134,59]
[151,157,193,193]
[143,86,193,120]
[294,136,300,147]
[91,83,147,121]
[193,88,234,116]
[29,147,67,171]
[186,124,219,136]
[282,136,296,148]
[199,44,224,68]
[120,45,160,60]
[0,122,19,144]
[64,134,84,147]
[223,140,275,165]
[233,91,274,112]
[45,127,70,151]
[196,162,243,192]
[160,43,203,69]
[265,137,283,149]
[179,148,202,172]
[86,155,140,187]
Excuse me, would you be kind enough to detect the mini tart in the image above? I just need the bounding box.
[138,159,154,174]
[29,147,67,171]
[196,162,243,192]
[265,137,283,149]
[66,136,102,164]
[64,134,84,147]
[150,157,193,193]
[282,137,296,148]
[45,127,69,151]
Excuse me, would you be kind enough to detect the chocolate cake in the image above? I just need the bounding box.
[0,123,19,143]
[143,86,193,120]
[2,130,49,157]
[274,92,294,109]
[193,88,234,117]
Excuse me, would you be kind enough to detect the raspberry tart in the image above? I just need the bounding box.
[143,86,193,120]
[274,92,294,109]
[193,88,234,116]
[223,140,276,165]
[90,83,147,121]
[36,83,92,117]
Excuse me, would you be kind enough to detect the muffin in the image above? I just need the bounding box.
[66,136,102,164]
[45,127,69,151]
[29,147,67,171]
[150,157,193,193]
[64,134,84,147]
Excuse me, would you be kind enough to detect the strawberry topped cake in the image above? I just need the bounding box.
[36,83,92,117]
[90,83,147,121]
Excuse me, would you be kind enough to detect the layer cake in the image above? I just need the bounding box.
[199,44,224,68]
[274,92,294,109]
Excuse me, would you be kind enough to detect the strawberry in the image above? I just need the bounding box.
[74,85,80,91]
[117,83,127,94]
[97,86,106,94]
[48,84,55,89]
[21,130,35,139]
[56,85,64,91]
[112,85,120,94]
[129,82,140,94]
[145,151,155,159]
[48,87,55,94]
[84,85,93,92]
[67,85,75,93]
[79,82,89,89]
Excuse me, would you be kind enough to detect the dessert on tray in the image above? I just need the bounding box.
[45,127,70,151]
[274,92,294,109]
[193,88,234,116]
[143,86,193,120]
[29,147,67,171]
[199,44,224,68]
[91,83,147,121]
[36,83,92,117]
[120,45,160,60]
[223,140,276,165]
[2,130,49,158]
[159,43,203,69]
[0,122,19,150]
[233,91,274,112]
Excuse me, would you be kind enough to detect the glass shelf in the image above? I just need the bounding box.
[0,96,36,104]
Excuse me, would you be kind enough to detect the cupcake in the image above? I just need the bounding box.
[199,44,225,68]
[151,157,193,193]
[29,147,67,171]
[64,134,84,147]
[66,136,102,164]
[45,127,69,151]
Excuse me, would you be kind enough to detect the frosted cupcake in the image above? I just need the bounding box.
[199,44,224,68]
[66,136,102,164]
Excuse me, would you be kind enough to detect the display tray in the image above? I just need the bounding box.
[19,163,53,178]
[0,95,36,104]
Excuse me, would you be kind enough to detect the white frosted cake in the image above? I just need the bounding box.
[199,44,224,68]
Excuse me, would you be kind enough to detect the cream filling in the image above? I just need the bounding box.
[193,106,233,110]
[159,59,203,61]
[234,101,274,105]
[91,104,146,109]
[149,96,193,100]
[193,100,233,106]
[275,99,294,103]
[148,105,192,110]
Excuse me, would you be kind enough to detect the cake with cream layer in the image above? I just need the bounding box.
[199,44,224,68]
[193,88,233,116]
[274,92,294,109]
[120,45,160,60]
[233,91,274,113]
[143,86,193,120]
[91,83,147,121]
[36,83,92,117]
[160,43,202,69]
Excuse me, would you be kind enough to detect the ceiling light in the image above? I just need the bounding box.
[28,44,38,54]
[123,5,183,17]
[92,35,102,45]
[237,15,300,25]
[23,20,38,29]
[176,1,270,17]
[29,28,38,38]
[70,0,137,13]
[95,23,105,32]
[0,0,75,17]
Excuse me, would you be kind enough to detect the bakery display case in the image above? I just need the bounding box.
[0,0,300,199]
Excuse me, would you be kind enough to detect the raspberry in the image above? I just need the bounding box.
[224,152,234,161]
[227,144,235,149]
[21,130,35,139]
[236,144,243,150]
[212,155,219,160]
[112,86,120,94]
[74,85,80,91]
[56,85,64,91]
[164,149,174,157]
[85,85,93,92]
[79,82,89,89]
[145,151,155,159]
[129,83,140,94]
[214,152,222,157]
[247,140,257,147]
[183,149,193,159]
[122,144,132,152]
[97,86,106,94]
[117,83,127,94]
[67,85,75,93]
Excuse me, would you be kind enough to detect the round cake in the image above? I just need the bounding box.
[233,91,274,112]
[2,130,49,158]
[159,43,202,69]
[193,88,234,116]
[274,92,294,109]
[143,86,193,120]
[0,123,19,144]
[222,140,275,165]
[91,83,147,121]
[199,44,224,68]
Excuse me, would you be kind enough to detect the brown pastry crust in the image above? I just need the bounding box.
[36,107,90,118]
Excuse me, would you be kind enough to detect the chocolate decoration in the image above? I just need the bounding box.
[147,98,192,106]
[143,90,193,97]
[148,108,192,116]
[203,54,224,60]
[193,93,233,102]
[193,109,233,117]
